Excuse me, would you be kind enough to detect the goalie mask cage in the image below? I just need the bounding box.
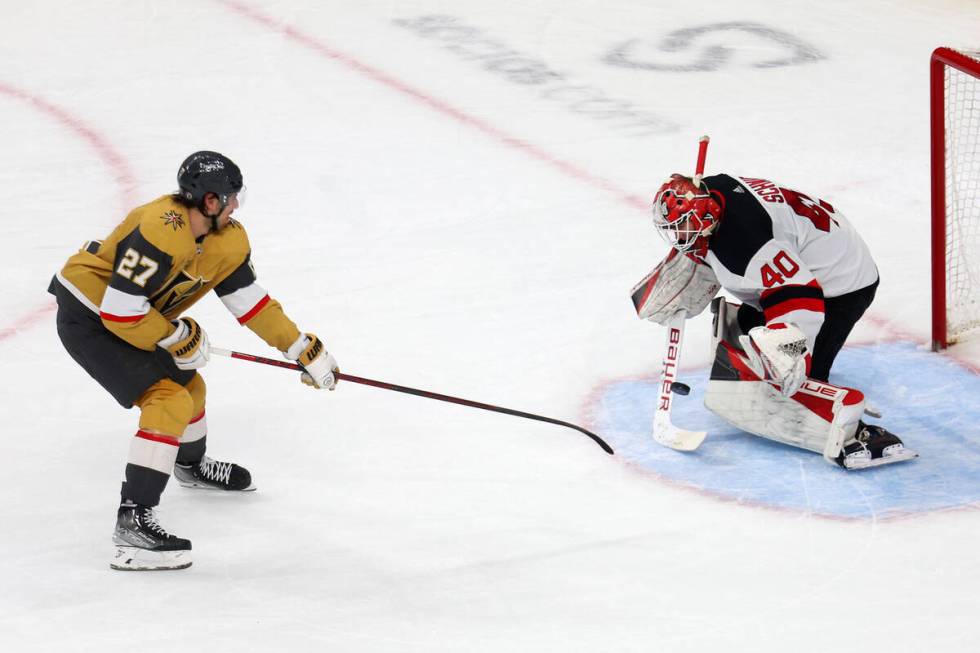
[932,47,980,350]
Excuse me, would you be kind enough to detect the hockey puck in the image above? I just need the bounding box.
[670,382,691,396]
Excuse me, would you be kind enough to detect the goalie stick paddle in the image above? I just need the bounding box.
[210,347,614,455]
[653,311,707,451]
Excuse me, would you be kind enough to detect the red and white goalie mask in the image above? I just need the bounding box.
[651,174,722,256]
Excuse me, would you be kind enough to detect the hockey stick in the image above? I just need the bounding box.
[693,135,710,186]
[652,311,707,451]
[651,135,712,451]
[210,347,614,455]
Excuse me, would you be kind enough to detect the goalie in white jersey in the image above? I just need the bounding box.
[640,172,916,469]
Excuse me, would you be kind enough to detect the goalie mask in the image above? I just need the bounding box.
[652,174,722,255]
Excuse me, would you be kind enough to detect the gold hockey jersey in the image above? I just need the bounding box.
[55,195,301,352]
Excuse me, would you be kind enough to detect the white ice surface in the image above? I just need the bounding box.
[1,1,979,651]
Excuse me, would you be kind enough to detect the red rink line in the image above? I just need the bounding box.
[0,82,137,343]
[0,83,137,209]
[862,312,980,374]
[0,305,59,343]
[216,0,650,211]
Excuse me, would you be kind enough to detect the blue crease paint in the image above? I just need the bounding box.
[593,342,980,519]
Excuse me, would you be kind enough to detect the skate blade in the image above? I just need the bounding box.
[111,545,192,571]
[843,448,919,470]
[176,478,257,491]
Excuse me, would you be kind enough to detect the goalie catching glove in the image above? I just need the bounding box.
[738,322,810,398]
[285,333,339,390]
[157,317,210,370]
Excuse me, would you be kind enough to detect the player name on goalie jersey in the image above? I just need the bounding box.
[701,174,879,356]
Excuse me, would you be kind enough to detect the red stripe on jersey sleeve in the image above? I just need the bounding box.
[763,297,825,322]
[100,311,146,323]
[237,294,271,325]
[759,278,822,303]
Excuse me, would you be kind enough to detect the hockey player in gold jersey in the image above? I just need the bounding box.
[49,151,339,570]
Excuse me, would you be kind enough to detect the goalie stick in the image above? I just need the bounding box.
[651,135,712,451]
[653,311,707,450]
[210,347,614,455]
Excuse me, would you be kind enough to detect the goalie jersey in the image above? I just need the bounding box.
[49,195,301,352]
[699,174,879,351]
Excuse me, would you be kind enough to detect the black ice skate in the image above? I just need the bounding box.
[174,455,255,491]
[836,422,918,470]
[111,501,192,571]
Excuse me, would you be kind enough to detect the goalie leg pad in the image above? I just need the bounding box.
[704,342,864,462]
[710,297,743,354]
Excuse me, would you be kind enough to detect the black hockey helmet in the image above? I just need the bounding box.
[177,151,244,214]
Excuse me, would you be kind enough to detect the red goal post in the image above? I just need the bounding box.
[932,47,980,350]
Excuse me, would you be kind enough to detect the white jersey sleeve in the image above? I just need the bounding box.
[737,239,824,351]
[701,174,878,351]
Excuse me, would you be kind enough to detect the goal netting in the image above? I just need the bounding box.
[932,47,980,349]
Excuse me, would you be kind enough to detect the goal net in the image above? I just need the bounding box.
[932,47,980,350]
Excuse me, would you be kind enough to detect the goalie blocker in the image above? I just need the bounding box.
[631,248,720,325]
[705,299,917,470]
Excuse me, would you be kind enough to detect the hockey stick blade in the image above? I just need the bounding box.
[210,347,614,455]
[653,413,707,451]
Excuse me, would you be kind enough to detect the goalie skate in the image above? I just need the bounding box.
[111,501,192,571]
[174,455,255,491]
[835,423,918,470]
